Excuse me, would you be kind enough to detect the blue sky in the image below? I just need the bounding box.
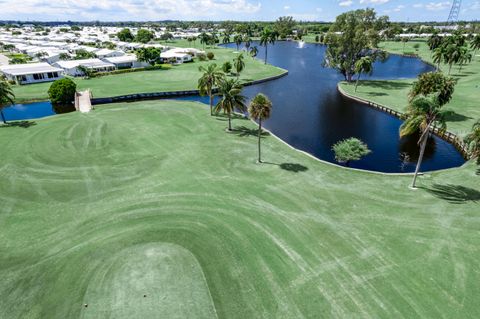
[0,0,479,22]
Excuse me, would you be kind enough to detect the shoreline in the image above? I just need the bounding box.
[337,83,470,159]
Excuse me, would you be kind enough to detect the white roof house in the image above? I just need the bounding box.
[0,63,63,84]
[94,49,124,58]
[54,58,115,76]
[102,55,148,69]
[160,49,193,64]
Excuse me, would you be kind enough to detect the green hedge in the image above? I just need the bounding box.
[89,64,172,78]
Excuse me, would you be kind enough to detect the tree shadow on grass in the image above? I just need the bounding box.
[365,92,388,97]
[424,184,480,204]
[443,111,473,122]
[263,161,309,173]
[232,126,270,138]
[214,113,248,122]
[0,121,37,128]
[363,81,411,90]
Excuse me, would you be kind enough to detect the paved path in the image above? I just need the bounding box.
[0,53,9,66]
[76,90,93,113]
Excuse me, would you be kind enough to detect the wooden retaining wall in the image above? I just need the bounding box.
[91,71,288,105]
[337,84,470,159]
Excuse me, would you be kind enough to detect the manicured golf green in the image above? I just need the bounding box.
[339,40,480,138]
[1,100,479,318]
[11,44,285,103]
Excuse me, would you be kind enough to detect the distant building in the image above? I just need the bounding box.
[0,62,63,84]
[102,55,148,69]
[54,58,115,76]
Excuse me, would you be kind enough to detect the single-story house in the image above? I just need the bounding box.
[102,55,149,69]
[94,49,124,59]
[0,62,63,84]
[160,49,193,64]
[54,58,115,76]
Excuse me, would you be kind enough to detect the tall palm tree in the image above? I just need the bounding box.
[260,29,277,65]
[250,46,258,59]
[214,78,247,131]
[427,33,443,52]
[233,53,245,78]
[222,33,231,44]
[199,32,209,50]
[354,56,373,92]
[457,47,472,72]
[400,97,447,188]
[471,34,480,57]
[198,64,224,116]
[233,34,243,51]
[249,93,272,163]
[432,46,445,71]
[243,35,251,52]
[465,120,480,161]
[0,78,15,124]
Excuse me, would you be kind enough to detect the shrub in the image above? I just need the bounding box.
[222,61,232,73]
[315,35,319,42]
[197,53,207,61]
[48,78,77,105]
[207,52,215,60]
[332,138,371,165]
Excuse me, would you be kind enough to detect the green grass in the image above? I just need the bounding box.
[339,40,480,138]
[11,43,285,103]
[1,100,479,318]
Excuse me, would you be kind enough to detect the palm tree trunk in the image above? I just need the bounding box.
[355,73,361,92]
[228,112,232,131]
[264,45,268,65]
[258,119,262,163]
[448,63,452,75]
[209,95,213,116]
[437,61,440,71]
[411,128,429,188]
[0,109,6,124]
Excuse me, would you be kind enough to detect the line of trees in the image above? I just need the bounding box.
[429,32,474,74]
[198,63,273,162]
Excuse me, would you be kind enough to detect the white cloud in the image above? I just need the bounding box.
[284,5,290,10]
[424,1,451,11]
[316,7,323,12]
[360,0,390,4]
[0,0,262,20]
[413,3,424,8]
[394,4,405,11]
[339,0,353,7]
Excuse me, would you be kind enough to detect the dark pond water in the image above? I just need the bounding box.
[2,41,465,172]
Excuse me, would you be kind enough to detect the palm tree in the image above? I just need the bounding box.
[457,46,472,72]
[427,33,443,52]
[354,56,373,92]
[471,34,480,57]
[250,46,258,59]
[199,32,209,50]
[0,77,15,124]
[214,78,247,131]
[233,34,243,51]
[249,93,272,163]
[465,120,480,162]
[243,35,251,52]
[260,29,277,65]
[400,97,447,188]
[222,33,231,44]
[198,64,225,116]
[432,46,445,71]
[233,53,245,78]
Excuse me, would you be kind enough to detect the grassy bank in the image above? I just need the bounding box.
[339,40,480,138]
[1,100,479,318]
[11,43,286,103]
